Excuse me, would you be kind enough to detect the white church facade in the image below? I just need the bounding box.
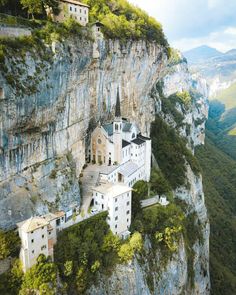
[88,89,152,186]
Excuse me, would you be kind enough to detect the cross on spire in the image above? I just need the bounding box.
[115,87,121,118]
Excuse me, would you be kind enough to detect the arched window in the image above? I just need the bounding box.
[115,124,118,131]
[98,138,102,144]
[132,133,135,139]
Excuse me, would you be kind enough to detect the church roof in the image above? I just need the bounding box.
[138,134,151,141]
[119,161,139,177]
[102,121,133,137]
[132,137,145,145]
[115,88,121,117]
[103,123,113,136]
[122,140,130,148]
[123,122,132,132]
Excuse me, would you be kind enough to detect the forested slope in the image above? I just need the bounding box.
[196,137,236,295]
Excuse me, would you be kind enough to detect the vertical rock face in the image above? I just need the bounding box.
[0,38,167,229]
[0,36,210,294]
[86,57,210,295]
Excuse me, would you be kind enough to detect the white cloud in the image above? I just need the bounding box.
[173,27,236,52]
[129,0,236,52]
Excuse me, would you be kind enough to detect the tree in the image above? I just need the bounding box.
[64,261,73,277]
[118,243,133,263]
[129,232,143,252]
[20,254,58,294]
[0,230,10,260]
[150,169,171,196]
[20,0,43,18]
[102,231,120,252]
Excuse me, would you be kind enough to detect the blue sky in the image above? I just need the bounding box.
[129,0,236,52]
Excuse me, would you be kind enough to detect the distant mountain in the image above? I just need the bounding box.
[186,46,236,98]
[184,45,223,64]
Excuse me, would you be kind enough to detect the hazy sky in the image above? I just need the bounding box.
[129,0,236,52]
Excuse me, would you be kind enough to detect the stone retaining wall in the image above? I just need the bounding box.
[0,25,31,38]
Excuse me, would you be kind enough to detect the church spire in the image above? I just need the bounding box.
[115,87,121,118]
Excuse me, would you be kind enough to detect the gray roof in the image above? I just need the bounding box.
[138,134,151,141]
[122,140,131,148]
[119,161,139,177]
[102,122,133,137]
[132,138,145,145]
[103,123,113,136]
[123,122,132,132]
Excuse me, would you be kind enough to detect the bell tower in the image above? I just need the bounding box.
[113,88,122,164]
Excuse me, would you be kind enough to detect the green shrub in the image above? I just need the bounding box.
[151,116,201,190]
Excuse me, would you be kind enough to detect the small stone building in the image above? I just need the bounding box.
[55,0,89,26]
[17,212,65,272]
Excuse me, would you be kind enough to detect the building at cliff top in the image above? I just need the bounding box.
[53,0,89,26]
[17,212,65,272]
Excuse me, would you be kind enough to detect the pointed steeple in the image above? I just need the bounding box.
[115,87,121,118]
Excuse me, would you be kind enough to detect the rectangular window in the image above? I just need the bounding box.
[49,231,51,235]
[115,216,118,221]
[127,218,129,223]
[75,7,77,12]
[80,9,82,13]
[127,201,130,206]
[115,224,117,229]
[31,231,33,234]
[101,195,104,199]
[42,235,44,239]
[31,239,34,243]
[115,207,118,211]
[32,250,34,254]
[115,198,117,202]
[70,6,72,11]
[127,193,129,197]
[126,210,130,215]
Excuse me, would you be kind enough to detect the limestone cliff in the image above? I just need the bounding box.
[0,37,166,228]
[0,35,210,294]
[86,55,210,295]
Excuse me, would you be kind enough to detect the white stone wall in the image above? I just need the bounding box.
[93,190,131,236]
[0,26,31,38]
[20,226,49,272]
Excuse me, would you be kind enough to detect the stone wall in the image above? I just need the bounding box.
[0,257,11,275]
[0,25,31,37]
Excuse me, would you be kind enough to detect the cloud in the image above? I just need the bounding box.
[129,0,236,51]
[173,26,236,52]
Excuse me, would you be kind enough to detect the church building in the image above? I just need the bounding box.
[89,89,152,183]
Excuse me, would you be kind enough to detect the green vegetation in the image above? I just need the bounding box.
[54,212,142,293]
[0,18,84,95]
[213,82,236,110]
[0,230,21,260]
[228,126,236,135]
[206,100,236,160]
[20,254,58,294]
[196,138,236,294]
[0,259,24,295]
[151,116,201,189]
[83,0,168,48]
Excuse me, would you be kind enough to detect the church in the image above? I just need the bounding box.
[88,89,152,185]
